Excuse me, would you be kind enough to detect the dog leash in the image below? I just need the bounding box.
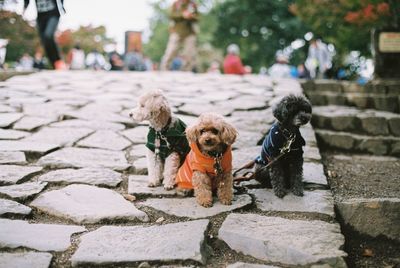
[233,133,296,184]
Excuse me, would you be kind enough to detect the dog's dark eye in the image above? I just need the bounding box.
[211,128,219,135]
[200,129,206,134]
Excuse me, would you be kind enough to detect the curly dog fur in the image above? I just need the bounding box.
[177,113,237,207]
[255,94,312,198]
[129,89,188,190]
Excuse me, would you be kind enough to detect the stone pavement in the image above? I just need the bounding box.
[0,71,346,267]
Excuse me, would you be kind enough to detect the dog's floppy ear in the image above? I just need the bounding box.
[150,95,171,122]
[221,121,237,145]
[273,99,288,123]
[185,123,199,143]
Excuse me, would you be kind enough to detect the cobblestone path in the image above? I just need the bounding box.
[0,71,346,268]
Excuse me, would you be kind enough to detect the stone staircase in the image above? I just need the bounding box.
[302,80,400,156]
[302,79,400,267]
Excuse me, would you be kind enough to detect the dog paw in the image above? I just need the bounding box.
[219,198,232,206]
[274,189,286,198]
[148,181,161,187]
[163,184,175,190]
[198,199,213,208]
[292,188,304,197]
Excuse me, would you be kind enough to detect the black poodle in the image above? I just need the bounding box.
[254,94,312,198]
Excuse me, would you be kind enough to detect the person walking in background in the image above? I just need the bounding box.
[24,0,66,70]
[223,44,248,75]
[305,38,332,79]
[67,44,85,70]
[160,0,198,71]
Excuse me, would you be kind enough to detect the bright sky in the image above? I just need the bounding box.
[18,0,172,53]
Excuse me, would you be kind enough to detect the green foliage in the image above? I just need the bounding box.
[0,10,40,62]
[211,0,309,71]
[293,0,398,59]
[71,25,114,54]
[143,2,169,63]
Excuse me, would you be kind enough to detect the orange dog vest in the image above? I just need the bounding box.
[175,143,232,189]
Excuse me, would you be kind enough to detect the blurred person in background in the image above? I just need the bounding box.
[160,0,198,71]
[0,39,8,70]
[268,54,291,78]
[124,49,145,71]
[109,51,124,71]
[223,44,248,75]
[24,0,66,70]
[305,38,332,79]
[67,44,85,70]
[86,49,108,70]
[18,53,34,71]
[33,50,46,70]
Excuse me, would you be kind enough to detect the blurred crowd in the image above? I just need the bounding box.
[0,0,373,82]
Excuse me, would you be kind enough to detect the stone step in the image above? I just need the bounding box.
[336,198,400,242]
[312,105,400,137]
[315,129,400,156]
[302,79,400,94]
[306,91,399,113]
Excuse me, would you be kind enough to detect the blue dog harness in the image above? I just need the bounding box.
[255,122,305,165]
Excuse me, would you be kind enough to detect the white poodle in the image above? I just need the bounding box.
[129,89,189,189]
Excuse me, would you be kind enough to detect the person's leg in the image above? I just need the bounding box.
[160,32,180,71]
[38,15,62,67]
[181,34,196,72]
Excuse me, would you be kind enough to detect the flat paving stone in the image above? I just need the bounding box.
[0,113,23,127]
[77,130,131,151]
[0,129,30,140]
[22,103,73,119]
[139,194,252,219]
[303,146,322,162]
[219,213,347,266]
[0,219,86,251]
[37,147,129,171]
[249,189,335,217]
[31,184,148,224]
[0,181,48,201]
[0,165,43,185]
[132,157,148,174]
[0,151,26,164]
[65,109,131,124]
[38,167,122,187]
[227,262,280,268]
[129,143,148,159]
[22,127,93,147]
[121,126,148,144]
[12,116,56,131]
[0,140,59,155]
[232,146,261,170]
[303,162,328,186]
[0,198,32,216]
[71,219,209,266]
[50,119,125,131]
[0,252,52,268]
[128,175,176,196]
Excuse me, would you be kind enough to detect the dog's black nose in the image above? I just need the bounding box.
[129,112,133,117]
[205,138,212,145]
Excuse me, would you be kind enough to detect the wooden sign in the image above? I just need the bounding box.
[379,32,400,53]
[125,31,142,53]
